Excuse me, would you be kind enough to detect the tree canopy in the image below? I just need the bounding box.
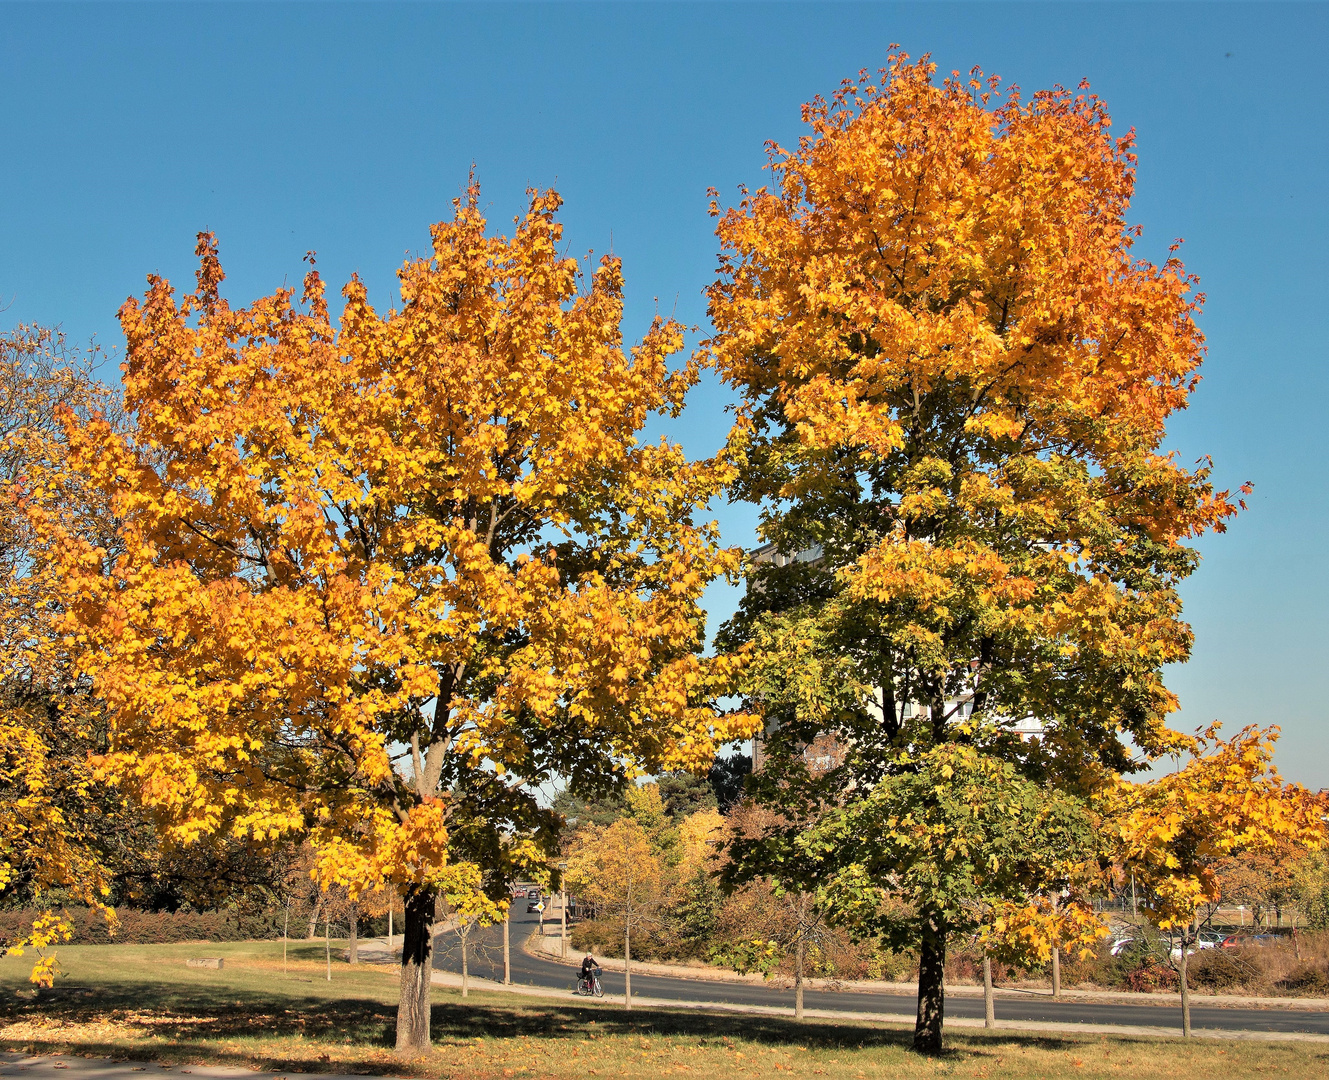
[32,185,755,1046]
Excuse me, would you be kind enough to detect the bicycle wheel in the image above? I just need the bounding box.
[593,976,603,998]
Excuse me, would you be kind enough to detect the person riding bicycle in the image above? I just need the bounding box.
[579,953,601,992]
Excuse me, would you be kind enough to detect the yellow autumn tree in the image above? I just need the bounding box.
[32,184,755,1049]
[1,326,123,986]
[1102,725,1325,1036]
[709,52,1247,1052]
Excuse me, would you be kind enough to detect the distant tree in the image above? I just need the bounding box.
[552,787,627,832]
[1103,726,1325,1037]
[565,816,670,1009]
[708,753,752,813]
[658,771,717,820]
[1292,851,1329,931]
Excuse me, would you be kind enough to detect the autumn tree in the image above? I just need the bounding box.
[1103,725,1324,1036]
[33,185,754,1048]
[565,813,671,1008]
[0,326,125,985]
[709,52,1246,1052]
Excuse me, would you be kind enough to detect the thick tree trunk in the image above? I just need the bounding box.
[913,919,947,1054]
[395,885,438,1053]
[1179,940,1191,1038]
[1051,946,1060,1000]
[307,900,321,940]
[349,902,359,965]
[503,914,511,985]
[624,922,632,1011]
[794,935,805,1020]
[982,955,995,1029]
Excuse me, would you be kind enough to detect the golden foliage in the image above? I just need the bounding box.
[28,185,757,911]
[1102,725,1326,931]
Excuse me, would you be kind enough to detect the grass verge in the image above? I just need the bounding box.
[3,941,1327,1079]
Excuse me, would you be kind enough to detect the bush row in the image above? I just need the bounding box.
[0,906,289,946]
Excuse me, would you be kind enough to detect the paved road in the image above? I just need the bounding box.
[432,910,1329,1037]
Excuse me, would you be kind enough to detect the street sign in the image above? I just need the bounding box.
[535,902,545,912]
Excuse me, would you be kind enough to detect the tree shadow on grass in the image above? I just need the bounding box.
[426,999,1125,1060]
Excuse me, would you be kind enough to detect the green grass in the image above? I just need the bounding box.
[3,941,1327,1080]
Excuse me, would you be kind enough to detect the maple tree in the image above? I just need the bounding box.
[708,51,1246,1051]
[31,185,754,1048]
[1102,725,1324,1036]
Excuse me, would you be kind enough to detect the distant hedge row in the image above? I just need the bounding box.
[0,906,288,946]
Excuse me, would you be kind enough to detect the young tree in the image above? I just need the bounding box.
[32,186,754,1049]
[708,52,1245,1051]
[565,815,670,1009]
[1103,726,1324,1037]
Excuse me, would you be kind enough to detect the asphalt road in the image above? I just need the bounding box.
[432,910,1329,1037]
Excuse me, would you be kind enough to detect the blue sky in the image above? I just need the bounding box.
[3,2,1326,783]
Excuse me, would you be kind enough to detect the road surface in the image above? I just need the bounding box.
[431,910,1329,1037]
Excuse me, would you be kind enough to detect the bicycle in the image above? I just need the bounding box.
[576,971,604,998]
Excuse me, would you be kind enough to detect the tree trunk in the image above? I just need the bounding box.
[913,919,946,1054]
[794,934,805,1020]
[624,921,632,1011]
[982,955,995,1029]
[1051,946,1061,1000]
[349,902,359,965]
[395,884,438,1053]
[503,913,511,985]
[307,899,321,940]
[325,909,332,982]
[283,904,289,976]
[460,924,469,999]
[388,897,393,948]
[1179,939,1191,1038]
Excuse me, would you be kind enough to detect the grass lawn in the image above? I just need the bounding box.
[2,941,1326,1080]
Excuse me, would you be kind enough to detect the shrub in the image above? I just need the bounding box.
[1190,948,1252,991]
[1123,961,1180,992]
[1276,965,1329,995]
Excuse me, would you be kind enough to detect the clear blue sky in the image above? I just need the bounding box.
[3,3,1325,783]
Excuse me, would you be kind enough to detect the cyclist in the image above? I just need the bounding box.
[578,953,601,994]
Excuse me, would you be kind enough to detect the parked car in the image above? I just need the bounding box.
[1111,928,1223,958]
[1220,932,1279,949]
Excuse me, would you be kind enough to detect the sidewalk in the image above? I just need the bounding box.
[526,931,1329,1012]
[0,1053,389,1080]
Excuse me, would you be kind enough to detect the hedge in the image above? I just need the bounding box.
[0,906,288,946]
